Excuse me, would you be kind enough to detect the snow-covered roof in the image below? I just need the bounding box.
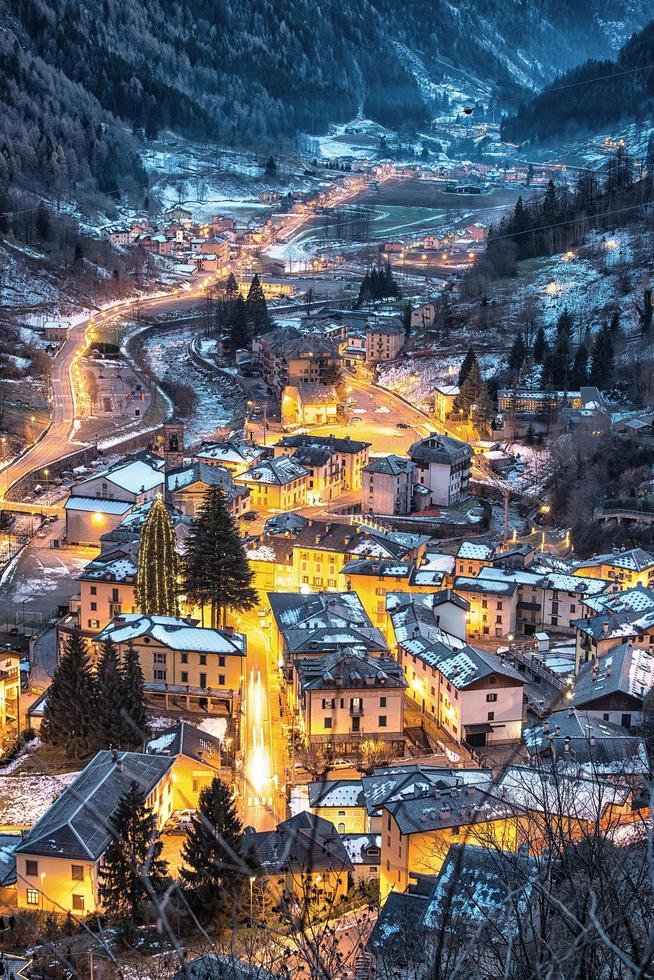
[308,780,364,809]
[574,643,654,706]
[340,833,380,865]
[97,614,246,655]
[64,496,132,515]
[454,576,517,596]
[457,541,494,562]
[80,549,137,583]
[495,765,628,821]
[239,455,308,486]
[92,458,164,494]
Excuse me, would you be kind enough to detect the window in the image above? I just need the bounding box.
[603,713,610,721]
[489,674,497,684]
[88,619,99,629]
[90,586,97,596]
[71,865,84,881]
[199,655,207,666]
[570,604,576,614]
[451,826,460,837]
[487,711,495,721]
[199,673,207,689]
[324,717,333,729]
[25,860,38,877]
[26,889,39,906]
[496,615,502,624]
[181,653,188,664]
[380,696,387,707]
[218,674,225,686]
[72,894,85,912]
[90,602,97,611]
[218,656,226,667]
[322,698,335,709]
[351,716,360,732]
[154,669,166,681]
[481,599,487,609]
[181,671,188,683]
[379,715,387,727]
[486,693,498,702]
[154,652,167,665]
[497,601,503,610]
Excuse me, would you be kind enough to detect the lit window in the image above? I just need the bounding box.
[26,889,39,906]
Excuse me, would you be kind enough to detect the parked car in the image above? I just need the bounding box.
[396,422,410,429]
[242,511,259,522]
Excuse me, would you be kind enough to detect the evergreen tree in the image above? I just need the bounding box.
[508,331,527,373]
[96,639,128,750]
[245,274,269,336]
[533,325,548,364]
[99,783,168,925]
[41,630,96,758]
[229,295,249,352]
[181,776,252,924]
[224,272,240,302]
[589,323,614,388]
[182,484,257,628]
[636,288,653,336]
[121,642,149,750]
[35,203,51,243]
[570,342,589,388]
[136,498,179,617]
[525,424,535,445]
[264,155,277,177]
[458,348,477,387]
[455,359,487,418]
[544,308,574,387]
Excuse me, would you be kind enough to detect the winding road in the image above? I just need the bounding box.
[0,281,212,511]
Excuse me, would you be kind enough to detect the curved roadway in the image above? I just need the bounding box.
[0,282,211,512]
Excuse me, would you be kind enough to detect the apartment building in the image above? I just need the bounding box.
[362,454,416,516]
[96,614,246,715]
[294,650,406,755]
[409,434,473,506]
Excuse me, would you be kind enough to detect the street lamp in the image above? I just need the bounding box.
[249,875,256,925]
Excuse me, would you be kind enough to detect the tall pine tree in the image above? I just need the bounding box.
[229,294,249,352]
[99,782,168,925]
[458,348,477,387]
[590,324,614,388]
[41,630,96,758]
[121,642,149,750]
[180,776,252,924]
[96,639,128,750]
[245,274,269,336]
[570,342,589,388]
[182,484,257,627]
[136,498,179,617]
[533,325,548,364]
[508,332,527,373]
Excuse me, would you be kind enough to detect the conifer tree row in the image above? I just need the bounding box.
[42,632,149,758]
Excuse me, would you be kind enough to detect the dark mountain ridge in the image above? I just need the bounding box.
[502,19,654,143]
[0,0,652,199]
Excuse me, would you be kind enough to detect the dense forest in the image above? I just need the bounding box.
[502,19,654,143]
[0,0,651,201]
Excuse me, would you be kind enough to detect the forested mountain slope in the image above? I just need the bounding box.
[0,0,652,198]
[502,19,654,143]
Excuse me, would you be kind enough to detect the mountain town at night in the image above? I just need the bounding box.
[1,1,654,976]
